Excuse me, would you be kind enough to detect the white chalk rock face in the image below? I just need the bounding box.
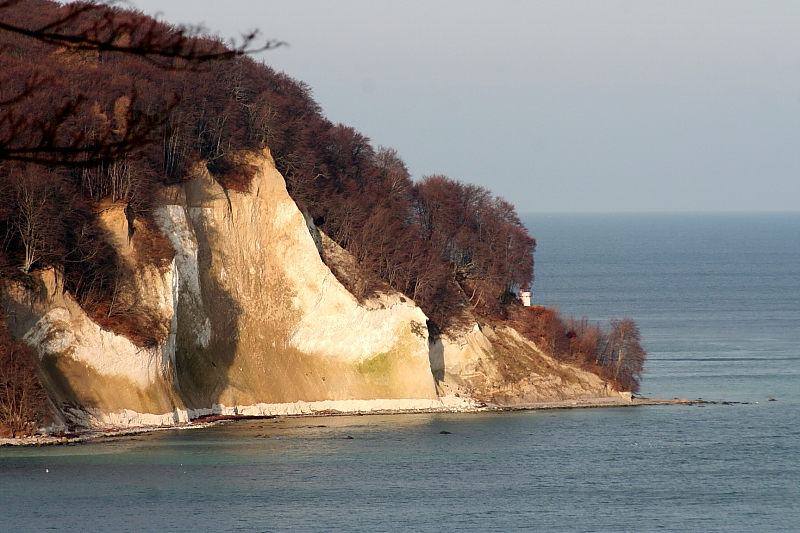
[2,150,437,428]
[1,204,187,427]
[152,150,438,409]
[2,266,184,428]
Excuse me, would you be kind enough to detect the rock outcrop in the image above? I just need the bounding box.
[431,323,621,404]
[1,150,622,429]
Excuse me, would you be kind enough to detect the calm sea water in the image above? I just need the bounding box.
[1,212,798,533]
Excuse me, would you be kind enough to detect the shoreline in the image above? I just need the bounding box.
[495,396,692,410]
[0,396,692,447]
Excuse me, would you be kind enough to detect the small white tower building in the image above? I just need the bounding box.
[519,287,532,306]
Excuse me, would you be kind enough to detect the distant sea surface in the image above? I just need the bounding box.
[1,212,798,533]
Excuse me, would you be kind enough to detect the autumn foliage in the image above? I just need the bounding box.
[0,0,537,333]
[510,306,646,393]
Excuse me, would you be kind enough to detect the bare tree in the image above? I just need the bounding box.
[0,0,272,61]
[7,166,64,272]
[0,327,48,437]
[602,318,646,393]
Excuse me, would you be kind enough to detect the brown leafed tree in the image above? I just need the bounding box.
[412,174,535,316]
[0,322,49,437]
[512,306,646,393]
[0,0,280,167]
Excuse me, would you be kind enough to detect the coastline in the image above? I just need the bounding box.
[496,396,691,410]
[0,396,692,447]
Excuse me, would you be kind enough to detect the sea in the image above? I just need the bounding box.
[1,212,798,533]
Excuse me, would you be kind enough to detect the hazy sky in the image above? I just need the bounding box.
[129,0,799,213]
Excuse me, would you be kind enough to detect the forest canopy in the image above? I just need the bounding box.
[0,0,535,332]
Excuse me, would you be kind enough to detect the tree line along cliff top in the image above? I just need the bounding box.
[0,0,535,331]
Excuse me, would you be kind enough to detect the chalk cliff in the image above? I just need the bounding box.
[2,150,621,429]
[431,324,618,404]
